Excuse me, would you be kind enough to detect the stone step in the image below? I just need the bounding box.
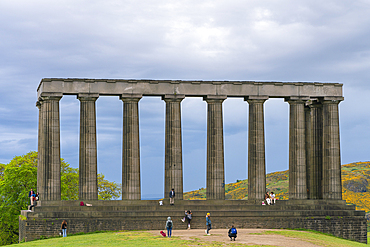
[37,199,348,207]
[32,202,356,213]
[27,208,364,219]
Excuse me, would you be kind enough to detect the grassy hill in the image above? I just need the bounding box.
[184,161,370,217]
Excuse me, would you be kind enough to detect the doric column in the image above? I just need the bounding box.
[163,94,185,200]
[37,94,63,201]
[308,100,323,199]
[286,96,309,200]
[322,97,343,200]
[121,94,142,200]
[305,105,311,199]
[245,96,268,202]
[204,95,226,200]
[78,94,99,200]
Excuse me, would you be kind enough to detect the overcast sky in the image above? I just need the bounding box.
[0,1,369,199]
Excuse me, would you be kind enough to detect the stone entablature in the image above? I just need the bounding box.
[37,78,343,99]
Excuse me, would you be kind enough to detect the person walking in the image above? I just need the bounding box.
[166,217,173,238]
[61,220,67,237]
[169,188,175,205]
[228,225,237,241]
[205,213,211,235]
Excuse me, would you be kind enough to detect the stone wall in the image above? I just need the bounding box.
[20,200,367,244]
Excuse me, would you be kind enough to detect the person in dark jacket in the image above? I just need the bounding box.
[169,188,175,205]
[228,225,237,241]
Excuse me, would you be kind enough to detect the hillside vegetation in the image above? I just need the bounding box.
[184,161,370,216]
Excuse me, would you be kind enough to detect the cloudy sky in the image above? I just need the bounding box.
[0,1,369,199]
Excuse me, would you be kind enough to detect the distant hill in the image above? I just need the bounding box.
[184,161,370,217]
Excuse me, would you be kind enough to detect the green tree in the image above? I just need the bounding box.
[0,151,37,245]
[98,174,121,200]
[0,151,121,245]
[61,160,79,200]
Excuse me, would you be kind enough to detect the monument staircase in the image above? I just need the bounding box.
[20,199,367,243]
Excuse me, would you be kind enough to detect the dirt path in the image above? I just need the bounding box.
[150,229,321,246]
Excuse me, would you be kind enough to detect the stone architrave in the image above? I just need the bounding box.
[286,96,309,200]
[309,100,323,199]
[37,94,63,201]
[245,96,268,202]
[78,94,99,200]
[121,94,142,200]
[322,97,343,200]
[204,95,226,200]
[163,94,185,200]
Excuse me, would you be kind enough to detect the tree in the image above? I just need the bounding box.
[98,174,121,200]
[0,151,37,245]
[0,151,121,245]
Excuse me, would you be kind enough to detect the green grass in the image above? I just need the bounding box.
[264,230,369,246]
[18,231,262,247]
[17,230,370,247]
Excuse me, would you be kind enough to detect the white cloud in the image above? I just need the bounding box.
[0,0,370,197]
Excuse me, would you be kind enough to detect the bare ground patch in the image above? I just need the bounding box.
[149,229,322,246]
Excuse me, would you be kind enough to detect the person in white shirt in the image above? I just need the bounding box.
[270,192,276,205]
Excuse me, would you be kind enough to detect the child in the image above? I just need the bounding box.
[228,225,237,241]
[205,213,211,235]
[166,217,173,238]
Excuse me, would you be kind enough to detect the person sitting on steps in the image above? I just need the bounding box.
[270,191,276,205]
[264,192,271,205]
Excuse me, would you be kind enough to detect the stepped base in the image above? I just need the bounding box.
[19,199,367,243]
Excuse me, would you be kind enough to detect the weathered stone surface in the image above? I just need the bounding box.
[37,95,62,201]
[121,94,142,200]
[205,96,226,200]
[163,94,184,199]
[322,99,342,200]
[78,94,99,200]
[20,200,367,244]
[246,97,268,202]
[37,79,343,99]
[287,97,308,200]
[308,101,323,199]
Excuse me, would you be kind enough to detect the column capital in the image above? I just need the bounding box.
[77,93,99,101]
[39,94,63,102]
[39,92,63,100]
[203,95,227,103]
[320,96,344,104]
[245,95,268,103]
[120,93,142,102]
[285,96,310,104]
[162,94,185,102]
